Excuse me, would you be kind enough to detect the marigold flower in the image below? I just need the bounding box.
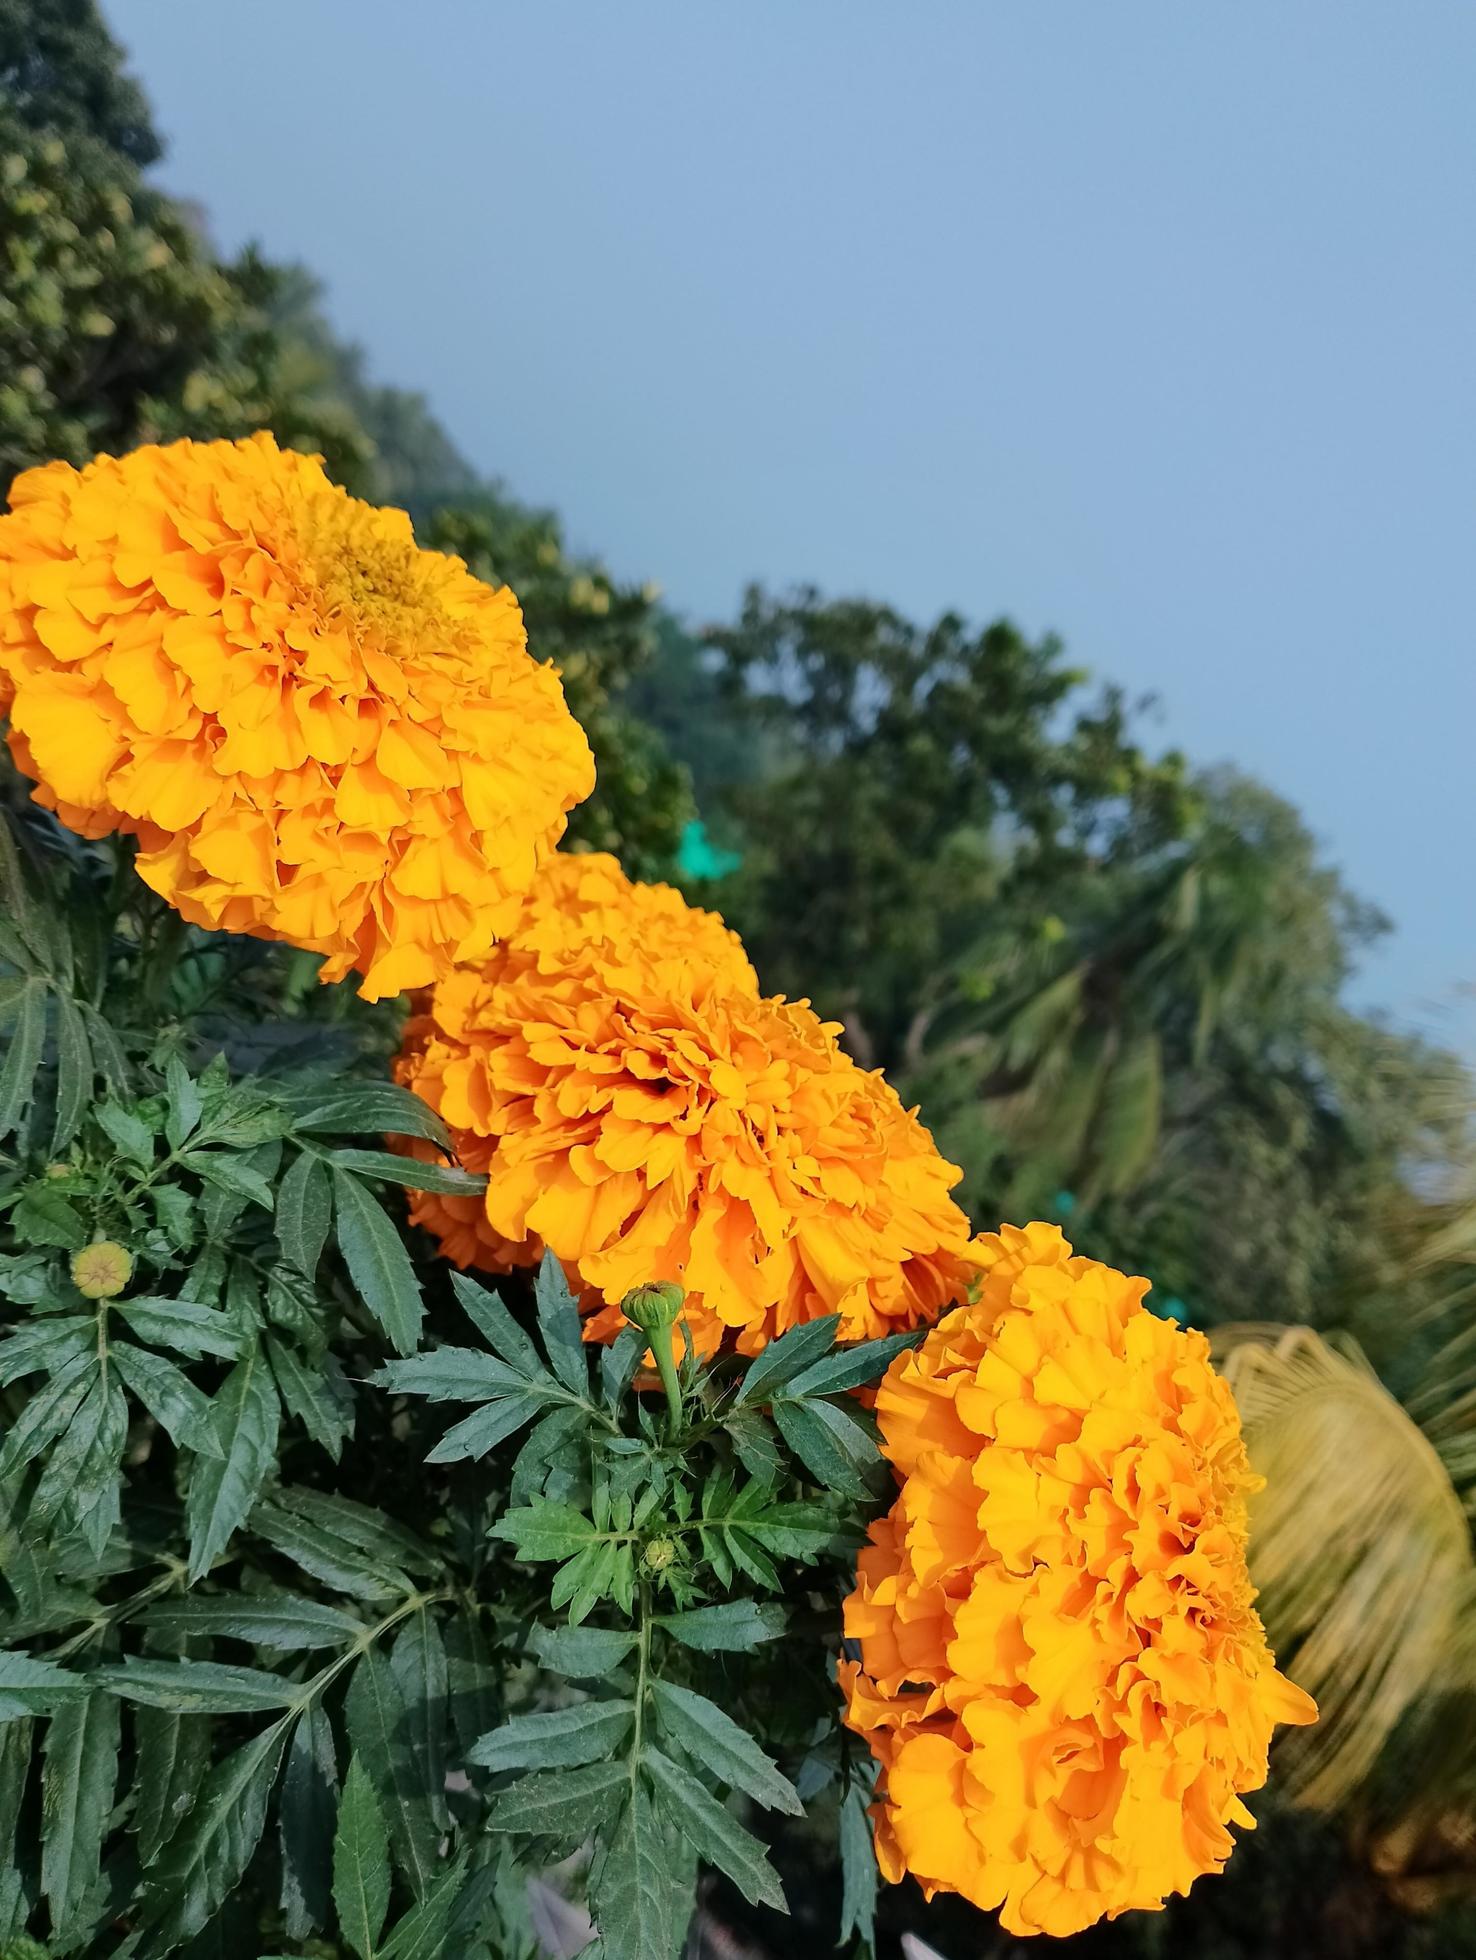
[840,1222,1316,1939]
[0,434,594,998]
[71,1239,132,1300]
[393,851,978,1355]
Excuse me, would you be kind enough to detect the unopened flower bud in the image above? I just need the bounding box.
[71,1240,132,1300]
[642,1536,678,1573]
[621,1281,685,1336]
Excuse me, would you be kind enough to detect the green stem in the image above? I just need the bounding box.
[651,1337,684,1439]
[629,1579,651,1795]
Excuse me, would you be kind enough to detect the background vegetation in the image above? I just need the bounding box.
[2,3,1474,1953]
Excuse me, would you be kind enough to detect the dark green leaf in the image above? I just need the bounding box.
[290,1082,453,1153]
[143,1594,363,1652]
[771,1396,879,1498]
[112,1343,222,1457]
[589,1788,692,1960]
[644,1746,786,1912]
[487,1502,601,1564]
[330,1147,487,1197]
[333,1171,423,1355]
[370,1348,528,1403]
[182,1149,275,1210]
[425,1394,546,1464]
[838,1775,878,1948]
[251,1501,411,1604]
[391,1611,450,1833]
[535,1252,587,1396]
[649,1680,801,1815]
[733,1316,839,1407]
[50,990,92,1154]
[600,1327,645,1410]
[274,1147,332,1276]
[95,1098,155,1166]
[526,1624,635,1678]
[653,1601,787,1655]
[378,1856,468,1960]
[94,1655,297,1713]
[467,1699,633,1773]
[333,1753,390,1960]
[345,1650,439,1899]
[444,1613,499,1755]
[139,1718,291,1953]
[186,1348,279,1580]
[10,1184,89,1250]
[783,1326,924,1399]
[281,1703,338,1940]
[134,1694,214,1866]
[267,1334,355,1461]
[115,1297,248,1361]
[0,1316,93,1384]
[165,1054,205,1152]
[724,1410,786,1488]
[0,1650,90,1719]
[0,979,47,1139]
[449,1271,544,1378]
[41,1682,118,1946]
[483,1759,628,1838]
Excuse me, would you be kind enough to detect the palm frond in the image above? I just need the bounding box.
[1217,1324,1473,1811]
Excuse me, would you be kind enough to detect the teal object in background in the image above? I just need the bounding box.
[677,819,741,882]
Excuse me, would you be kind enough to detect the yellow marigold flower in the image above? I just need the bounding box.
[840,1222,1316,1940]
[0,435,595,998]
[393,851,978,1356]
[71,1239,132,1300]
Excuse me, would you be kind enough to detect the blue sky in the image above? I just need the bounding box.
[111,2,1474,1038]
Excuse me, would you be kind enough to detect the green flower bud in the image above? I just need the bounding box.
[621,1281,685,1336]
[642,1536,678,1573]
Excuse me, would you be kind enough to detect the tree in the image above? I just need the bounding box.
[0,0,159,164]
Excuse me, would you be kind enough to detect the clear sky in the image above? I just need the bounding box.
[110,2,1474,1037]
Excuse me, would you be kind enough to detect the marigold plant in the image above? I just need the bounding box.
[0,432,594,996]
[394,850,980,1354]
[840,1221,1317,1939]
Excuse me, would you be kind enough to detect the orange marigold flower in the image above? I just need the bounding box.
[0,434,594,998]
[840,1221,1316,1940]
[393,851,978,1356]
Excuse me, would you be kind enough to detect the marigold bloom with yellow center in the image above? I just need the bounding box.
[0,435,595,998]
[393,851,978,1355]
[840,1222,1316,1940]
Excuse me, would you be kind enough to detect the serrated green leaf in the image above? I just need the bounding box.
[345,1650,438,1900]
[838,1773,878,1948]
[10,1183,89,1250]
[112,1343,222,1458]
[449,1272,545,1379]
[653,1601,787,1654]
[600,1326,645,1410]
[330,1147,487,1197]
[649,1679,800,1815]
[50,989,92,1154]
[724,1409,786,1488]
[378,1855,468,1960]
[164,1053,205,1152]
[182,1149,275,1210]
[483,1759,628,1838]
[95,1098,155,1166]
[186,1348,279,1580]
[535,1252,587,1395]
[333,1753,390,1960]
[645,1746,787,1911]
[0,1316,93,1385]
[370,1348,528,1403]
[733,1316,839,1407]
[135,1691,213,1866]
[771,1396,879,1498]
[526,1624,636,1678]
[139,1718,291,1954]
[333,1171,423,1355]
[487,1502,601,1564]
[468,1699,633,1773]
[289,1082,453,1153]
[267,1334,355,1461]
[41,1683,118,1945]
[250,1496,415,1603]
[783,1326,924,1399]
[115,1297,248,1361]
[94,1655,298,1713]
[143,1593,363,1652]
[0,1650,90,1719]
[274,1147,332,1277]
[424,1393,546,1465]
[444,1613,498,1754]
[391,1611,450,1833]
[0,979,47,1140]
[588,1788,692,1960]
[281,1702,338,1941]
